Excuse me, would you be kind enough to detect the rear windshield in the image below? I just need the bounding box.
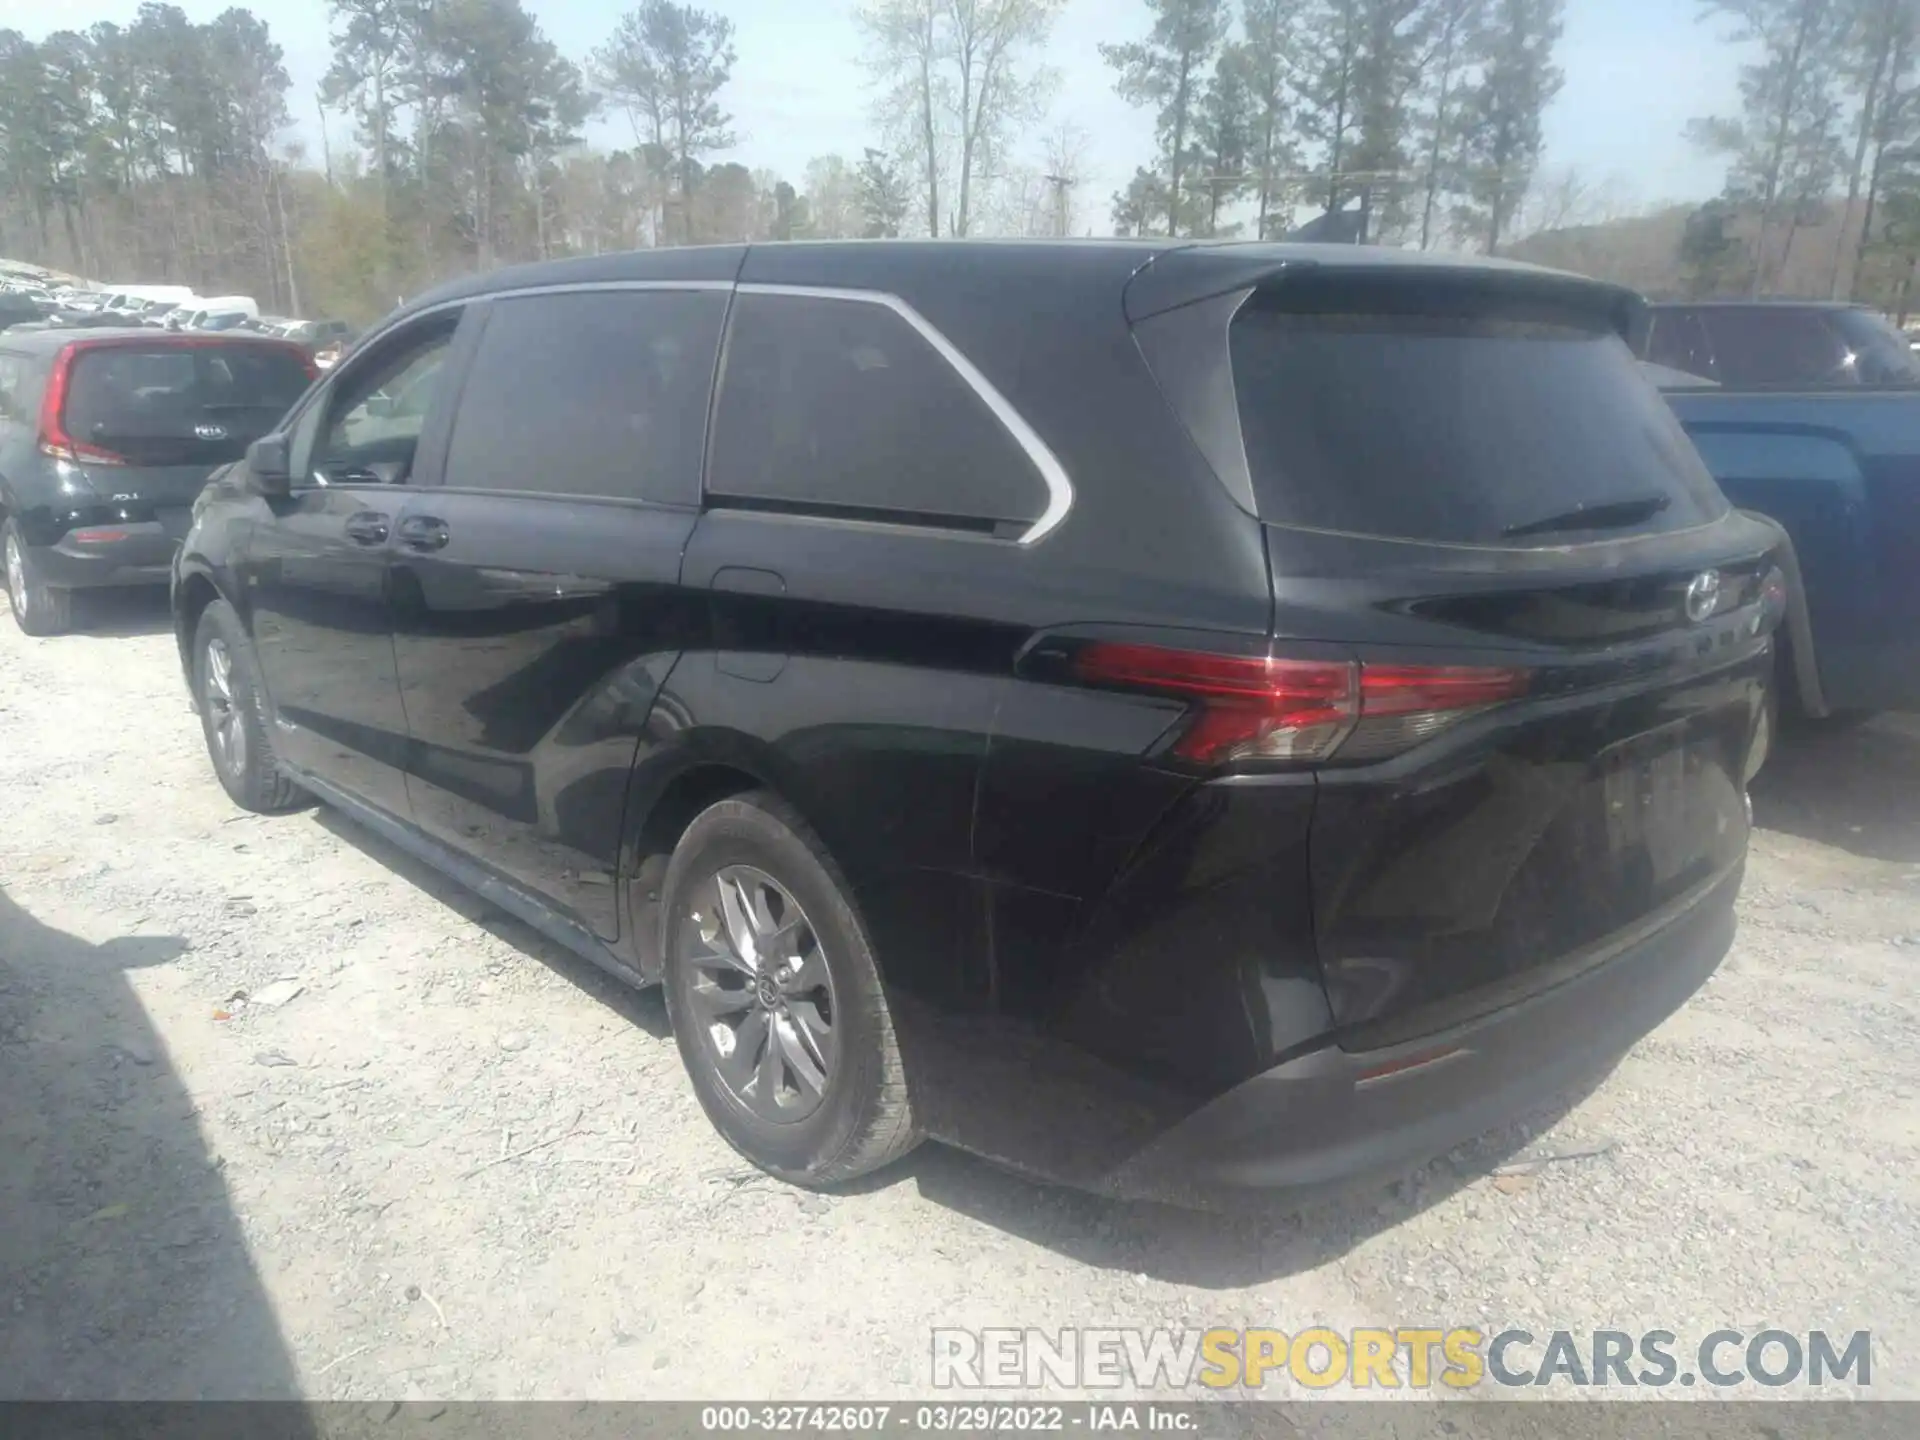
[63,344,311,466]
[1230,295,1728,545]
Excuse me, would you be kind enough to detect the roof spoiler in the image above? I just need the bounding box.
[1123,246,1647,342]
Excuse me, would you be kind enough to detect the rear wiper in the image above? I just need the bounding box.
[1502,493,1671,539]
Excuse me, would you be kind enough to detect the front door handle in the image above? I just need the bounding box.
[343,511,389,546]
[395,515,450,552]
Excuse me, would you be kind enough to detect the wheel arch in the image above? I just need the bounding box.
[620,737,790,982]
[172,565,230,681]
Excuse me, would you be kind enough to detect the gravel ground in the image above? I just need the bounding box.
[0,590,1915,1410]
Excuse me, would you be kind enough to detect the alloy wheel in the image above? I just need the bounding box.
[682,864,837,1123]
[202,637,246,775]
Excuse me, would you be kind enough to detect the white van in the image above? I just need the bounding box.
[98,284,197,314]
[186,295,259,321]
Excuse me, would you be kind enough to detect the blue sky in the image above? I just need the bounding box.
[13,0,1745,220]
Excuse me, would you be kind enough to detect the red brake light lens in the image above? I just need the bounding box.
[1071,642,1527,766]
[37,341,127,466]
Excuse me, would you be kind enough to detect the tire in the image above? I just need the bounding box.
[661,792,920,1186]
[192,599,304,814]
[4,520,72,636]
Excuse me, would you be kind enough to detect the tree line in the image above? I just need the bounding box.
[1096,0,1564,253]
[0,0,1916,324]
[0,1,929,322]
[1678,0,1920,310]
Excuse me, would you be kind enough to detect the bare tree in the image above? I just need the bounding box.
[860,0,1062,237]
[592,1,736,244]
[859,0,947,236]
[803,153,862,237]
[1041,117,1090,234]
[1411,0,1484,249]
[1689,0,1848,292]
[943,0,1062,235]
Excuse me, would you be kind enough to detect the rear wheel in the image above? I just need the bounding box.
[662,792,920,1186]
[192,599,303,813]
[4,521,71,637]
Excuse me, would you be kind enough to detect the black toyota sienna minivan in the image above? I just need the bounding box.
[173,241,1785,1203]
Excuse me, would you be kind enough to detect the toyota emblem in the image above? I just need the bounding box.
[1684,570,1722,624]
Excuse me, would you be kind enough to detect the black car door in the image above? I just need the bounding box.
[237,308,474,817]
[387,286,725,943]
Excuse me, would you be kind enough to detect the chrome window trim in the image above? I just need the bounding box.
[734,282,1074,545]
[369,278,734,333]
[353,277,1075,544]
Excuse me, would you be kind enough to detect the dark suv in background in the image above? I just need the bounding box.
[172,242,1784,1202]
[0,329,315,633]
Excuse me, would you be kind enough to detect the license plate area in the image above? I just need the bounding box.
[1600,720,1718,888]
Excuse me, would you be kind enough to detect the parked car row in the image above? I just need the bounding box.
[0,240,1871,1209]
[0,279,355,361]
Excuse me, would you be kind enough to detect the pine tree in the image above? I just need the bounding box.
[1101,0,1228,236]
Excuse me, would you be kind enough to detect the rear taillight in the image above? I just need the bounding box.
[37,341,127,466]
[1071,641,1527,766]
[1344,664,1532,761]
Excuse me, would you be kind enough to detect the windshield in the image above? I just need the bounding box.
[63,343,311,465]
[1231,294,1728,545]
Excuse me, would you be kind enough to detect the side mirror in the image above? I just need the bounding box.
[364,394,396,419]
[246,434,292,497]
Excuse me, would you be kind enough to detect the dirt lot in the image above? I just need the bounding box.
[1,590,1916,1406]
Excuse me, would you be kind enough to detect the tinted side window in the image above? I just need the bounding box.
[1701,308,1850,387]
[305,317,459,484]
[707,293,1048,528]
[443,289,725,505]
[1644,309,1715,381]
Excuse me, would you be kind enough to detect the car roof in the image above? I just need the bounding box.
[0,327,307,357]
[1651,299,1870,311]
[394,238,1620,328]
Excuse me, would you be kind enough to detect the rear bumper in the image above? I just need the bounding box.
[29,522,176,589]
[1104,867,1738,1204]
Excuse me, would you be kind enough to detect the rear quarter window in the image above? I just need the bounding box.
[706,292,1050,530]
[1229,294,1727,546]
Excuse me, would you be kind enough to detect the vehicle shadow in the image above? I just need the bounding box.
[67,585,175,639]
[0,887,316,1409]
[867,1077,1603,1290]
[307,806,671,1039]
[1751,713,1920,863]
[306,800,1599,1289]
